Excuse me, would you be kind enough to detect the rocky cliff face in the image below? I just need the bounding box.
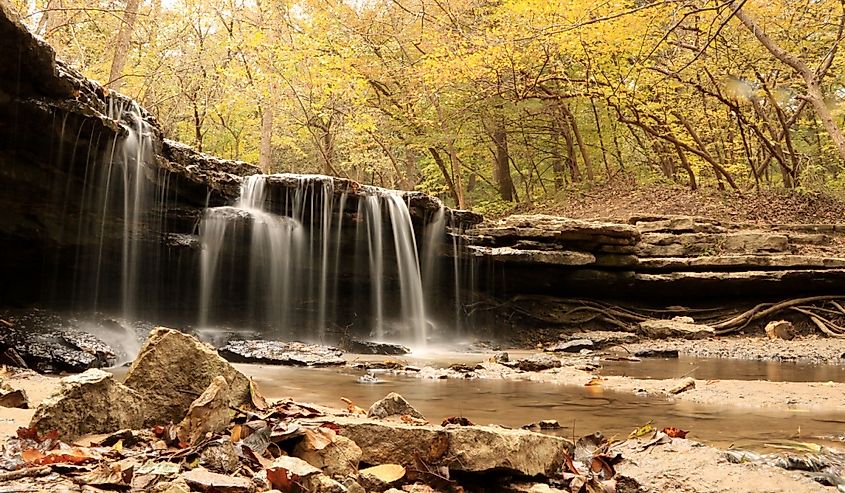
[461,214,845,301]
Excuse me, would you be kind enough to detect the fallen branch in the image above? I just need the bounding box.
[0,465,52,481]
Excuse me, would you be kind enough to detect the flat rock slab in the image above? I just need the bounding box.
[548,339,594,353]
[218,340,345,366]
[467,246,596,265]
[344,339,410,355]
[638,320,715,340]
[322,416,573,477]
[508,353,562,372]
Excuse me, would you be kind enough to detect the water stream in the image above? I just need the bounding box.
[235,363,845,451]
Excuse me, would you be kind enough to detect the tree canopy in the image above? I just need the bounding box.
[10,0,845,211]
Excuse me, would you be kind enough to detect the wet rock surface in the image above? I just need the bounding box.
[219,340,345,366]
[343,339,410,355]
[0,317,120,373]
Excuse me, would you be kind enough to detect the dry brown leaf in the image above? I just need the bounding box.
[360,464,406,483]
[340,397,366,415]
[585,377,604,387]
[267,466,299,492]
[661,427,689,439]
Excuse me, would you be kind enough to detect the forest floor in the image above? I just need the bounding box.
[515,177,845,225]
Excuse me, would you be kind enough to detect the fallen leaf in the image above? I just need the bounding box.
[340,397,366,415]
[248,378,268,411]
[266,467,298,492]
[585,377,604,387]
[441,416,473,426]
[661,427,688,439]
[360,464,406,483]
[638,431,672,451]
[628,421,655,439]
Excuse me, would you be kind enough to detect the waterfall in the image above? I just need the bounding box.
[197,174,437,348]
[385,194,428,347]
[70,97,157,319]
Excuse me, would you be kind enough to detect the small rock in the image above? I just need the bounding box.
[521,420,561,431]
[0,386,27,408]
[199,439,239,474]
[638,319,715,340]
[634,349,679,358]
[267,456,345,492]
[153,478,190,493]
[511,353,561,372]
[765,320,796,340]
[176,376,231,445]
[492,352,509,364]
[368,392,425,420]
[182,467,254,493]
[293,428,362,477]
[668,377,696,395]
[548,339,594,353]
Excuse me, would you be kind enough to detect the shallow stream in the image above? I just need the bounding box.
[235,361,845,451]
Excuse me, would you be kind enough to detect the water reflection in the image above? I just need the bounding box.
[236,364,845,451]
[599,356,845,383]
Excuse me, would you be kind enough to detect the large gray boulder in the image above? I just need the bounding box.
[30,369,143,439]
[124,328,251,426]
[329,417,573,477]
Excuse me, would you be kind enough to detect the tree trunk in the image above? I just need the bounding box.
[108,0,141,92]
[489,119,515,201]
[732,2,845,163]
[428,147,460,206]
[561,103,594,181]
[258,104,273,173]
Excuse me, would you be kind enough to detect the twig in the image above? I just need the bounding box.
[0,465,51,481]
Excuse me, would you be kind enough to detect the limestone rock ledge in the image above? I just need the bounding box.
[462,214,845,299]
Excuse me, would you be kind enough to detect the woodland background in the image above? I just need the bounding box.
[7,0,845,214]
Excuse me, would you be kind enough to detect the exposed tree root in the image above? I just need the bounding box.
[467,294,845,338]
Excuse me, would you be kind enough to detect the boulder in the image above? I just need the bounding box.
[293,428,362,477]
[765,320,796,340]
[637,319,715,340]
[123,328,250,427]
[332,417,573,477]
[367,392,425,420]
[30,369,144,440]
[176,376,232,445]
[218,340,345,366]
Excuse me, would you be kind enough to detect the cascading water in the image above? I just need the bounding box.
[196,174,441,348]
